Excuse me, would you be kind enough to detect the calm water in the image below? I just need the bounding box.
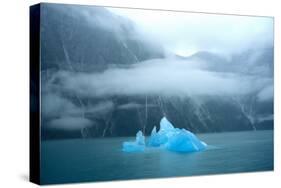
[41,130,273,185]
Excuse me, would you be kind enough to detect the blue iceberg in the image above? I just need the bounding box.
[122,131,145,152]
[123,117,207,153]
[165,129,207,152]
[148,117,207,152]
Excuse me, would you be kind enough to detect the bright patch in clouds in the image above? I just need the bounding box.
[108,7,273,56]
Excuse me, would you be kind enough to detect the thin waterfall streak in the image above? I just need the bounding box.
[135,101,144,132]
[102,125,108,137]
[158,95,165,116]
[62,41,75,72]
[144,95,148,134]
[75,94,86,118]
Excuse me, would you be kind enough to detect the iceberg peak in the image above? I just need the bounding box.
[136,130,145,145]
[123,117,207,153]
[160,117,175,132]
[122,130,145,152]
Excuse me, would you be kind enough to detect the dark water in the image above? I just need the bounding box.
[41,130,273,185]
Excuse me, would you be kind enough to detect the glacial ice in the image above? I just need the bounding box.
[148,117,207,152]
[122,131,145,152]
[165,129,207,152]
[123,117,207,153]
[147,126,164,147]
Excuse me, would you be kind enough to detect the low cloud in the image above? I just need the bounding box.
[85,101,114,116]
[42,93,83,118]
[51,58,270,99]
[42,94,114,130]
[48,117,92,130]
[257,84,274,102]
[117,102,157,110]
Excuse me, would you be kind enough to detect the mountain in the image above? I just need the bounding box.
[173,48,273,130]
[39,4,273,140]
[40,3,164,71]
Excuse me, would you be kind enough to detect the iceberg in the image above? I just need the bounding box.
[123,117,207,153]
[148,117,207,152]
[122,131,145,152]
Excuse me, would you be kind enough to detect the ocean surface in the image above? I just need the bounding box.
[41,130,273,185]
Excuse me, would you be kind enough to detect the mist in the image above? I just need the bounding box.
[49,58,272,99]
[48,117,92,130]
[40,4,274,133]
[108,7,273,56]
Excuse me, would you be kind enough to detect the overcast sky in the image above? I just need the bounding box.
[108,7,273,57]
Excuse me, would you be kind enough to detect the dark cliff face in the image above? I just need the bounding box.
[40,4,273,140]
[40,3,164,71]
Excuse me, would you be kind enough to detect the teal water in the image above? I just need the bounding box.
[41,130,273,185]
